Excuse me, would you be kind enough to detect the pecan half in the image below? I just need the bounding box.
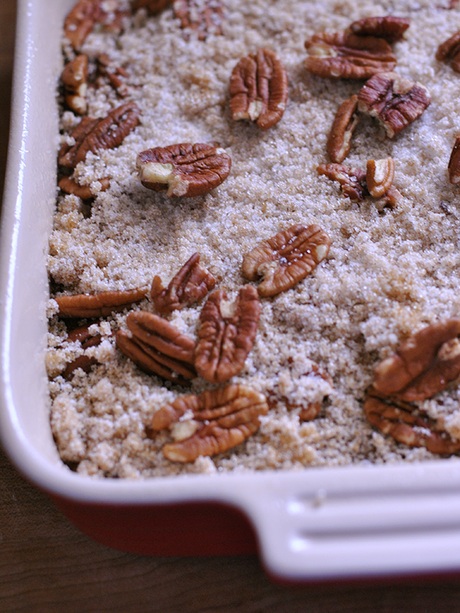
[436,30,460,72]
[364,386,460,455]
[64,0,130,50]
[327,95,359,163]
[349,16,410,43]
[195,286,260,384]
[318,161,401,207]
[304,31,396,79]
[63,354,98,379]
[150,384,269,462]
[151,253,216,313]
[317,163,368,201]
[173,0,224,40]
[96,54,129,98]
[242,224,331,298]
[229,49,288,130]
[61,55,89,115]
[137,143,231,197]
[55,287,148,318]
[448,137,460,184]
[59,116,98,168]
[366,158,395,198]
[357,72,431,138]
[116,311,196,383]
[59,102,140,169]
[132,0,172,13]
[67,324,100,344]
[64,0,100,50]
[63,325,103,380]
[373,319,460,401]
[58,176,110,200]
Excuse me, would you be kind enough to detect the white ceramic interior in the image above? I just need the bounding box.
[3,0,460,582]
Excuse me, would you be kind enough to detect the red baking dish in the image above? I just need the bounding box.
[4,0,460,583]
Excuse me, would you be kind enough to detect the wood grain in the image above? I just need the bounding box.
[4,442,460,613]
[3,1,460,611]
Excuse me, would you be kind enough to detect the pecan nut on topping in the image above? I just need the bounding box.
[58,102,140,169]
[150,384,269,462]
[137,142,231,197]
[61,55,89,115]
[304,31,396,80]
[64,0,100,50]
[327,95,360,163]
[242,224,331,298]
[195,286,261,384]
[55,287,148,318]
[366,158,395,198]
[229,49,288,130]
[173,0,224,40]
[116,311,196,384]
[96,54,130,98]
[364,386,460,455]
[58,176,111,200]
[62,324,103,380]
[448,137,460,184]
[363,319,460,454]
[318,161,401,207]
[373,319,460,402]
[436,30,460,73]
[151,253,216,314]
[348,16,410,43]
[64,0,131,50]
[357,72,431,138]
[318,162,368,201]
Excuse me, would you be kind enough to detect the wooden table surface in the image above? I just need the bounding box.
[3,1,460,611]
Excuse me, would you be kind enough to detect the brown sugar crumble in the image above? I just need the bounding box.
[48,0,460,478]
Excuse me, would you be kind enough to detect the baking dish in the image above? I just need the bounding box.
[4,0,460,582]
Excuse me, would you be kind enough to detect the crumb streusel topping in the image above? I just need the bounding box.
[48,0,460,478]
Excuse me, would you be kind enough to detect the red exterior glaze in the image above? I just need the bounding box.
[50,496,259,556]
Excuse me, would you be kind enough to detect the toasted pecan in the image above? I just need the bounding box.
[195,286,261,384]
[151,384,269,462]
[55,287,148,318]
[229,48,288,130]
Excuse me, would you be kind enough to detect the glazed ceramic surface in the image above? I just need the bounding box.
[3,0,460,581]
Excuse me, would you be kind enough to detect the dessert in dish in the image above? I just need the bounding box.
[47,0,460,478]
